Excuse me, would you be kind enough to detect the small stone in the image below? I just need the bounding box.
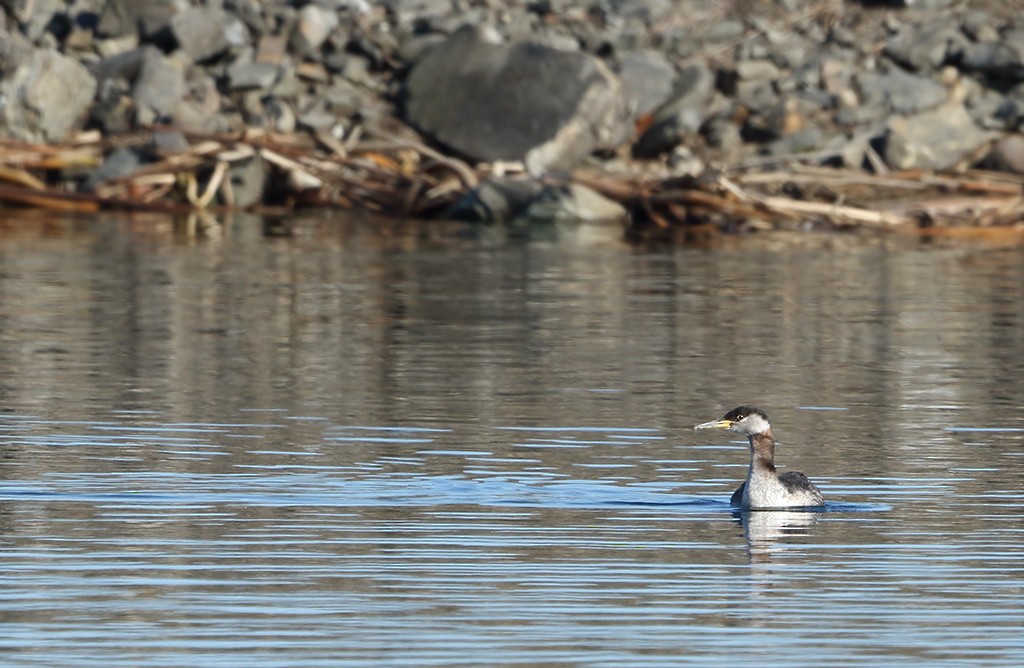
[64,25,94,52]
[89,77,134,133]
[227,61,280,91]
[984,134,1024,174]
[83,146,143,191]
[857,68,948,114]
[295,62,329,82]
[829,26,856,48]
[290,4,339,56]
[523,183,628,226]
[702,115,742,152]
[961,11,999,43]
[21,0,62,42]
[171,6,249,62]
[389,0,452,27]
[150,129,190,155]
[226,156,267,208]
[264,98,296,134]
[698,20,744,44]
[736,59,781,81]
[883,19,964,72]
[96,0,184,41]
[743,97,808,142]
[617,50,676,116]
[133,48,185,126]
[444,177,547,224]
[255,34,288,64]
[667,145,704,176]
[611,0,674,23]
[93,47,149,86]
[961,41,1024,81]
[766,127,824,156]
[95,33,141,59]
[173,67,223,133]
[297,107,340,134]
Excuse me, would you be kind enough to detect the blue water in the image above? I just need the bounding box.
[0,215,1022,665]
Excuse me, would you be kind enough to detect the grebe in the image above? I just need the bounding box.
[695,406,824,509]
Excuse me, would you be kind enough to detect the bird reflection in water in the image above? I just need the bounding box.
[735,508,821,562]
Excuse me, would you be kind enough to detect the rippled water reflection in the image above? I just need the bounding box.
[0,214,1023,665]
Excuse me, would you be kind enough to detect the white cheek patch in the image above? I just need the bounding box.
[735,413,769,434]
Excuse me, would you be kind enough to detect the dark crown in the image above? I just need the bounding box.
[722,406,769,423]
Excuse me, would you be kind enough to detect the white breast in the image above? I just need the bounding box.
[742,467,820,509]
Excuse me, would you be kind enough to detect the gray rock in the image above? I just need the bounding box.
[0,0,28,15]
[83,145,144,191]
[992,84,1024,129]
[618,49,676,116]
[0,23,35,76]
[291,4,339,56]
[983,134,1024,174]
[961,35,1024,81]
[611,0,674,23]
[697,20,744,44]
[701,114,742,152]
[766,127,824,156]
[523,183,628,226]
[883,102,995,170]
[632,62,714,158]
[667,145,704,176]
[226,156,267,208]
[171,6,249,62]
[227,61,280,91]
[444,177,547,223]
[857,68,948,114]
[443,177,626,229]
[96,0,185,41]
[0,49,97,142]
[388,0,453,28]
[296,106,340,134]
[92,47,149,87]
[883,19,964,72]
[230,0,267,37]
[133,48,185,126]
[21,0,62,42]
[95,33,141,59]
[90,76,134,133]
[322,78,372,117]
[396,32,446,66]
[736,59,781,81]
[150,129,190,155]
[829,26,857,49]
[405,26,630,174]
[173,67,224,133]
[264,98,296,134]
[961,11,1000,43]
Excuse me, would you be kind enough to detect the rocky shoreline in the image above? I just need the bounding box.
[0,0,1022,234]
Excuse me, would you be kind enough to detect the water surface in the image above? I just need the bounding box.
[0,214,1023,666]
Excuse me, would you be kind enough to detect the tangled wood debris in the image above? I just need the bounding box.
[0,129,1022,232]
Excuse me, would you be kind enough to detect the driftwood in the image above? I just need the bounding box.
[0,128,1021,232]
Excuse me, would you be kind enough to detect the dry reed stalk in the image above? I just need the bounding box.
[760,196,910,225]
[0,166,46,189]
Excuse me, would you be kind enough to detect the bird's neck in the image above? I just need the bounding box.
[748,430,776,473]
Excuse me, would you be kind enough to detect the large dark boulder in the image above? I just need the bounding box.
[405,26,630,174]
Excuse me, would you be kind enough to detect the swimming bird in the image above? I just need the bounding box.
[695,406,824,509]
